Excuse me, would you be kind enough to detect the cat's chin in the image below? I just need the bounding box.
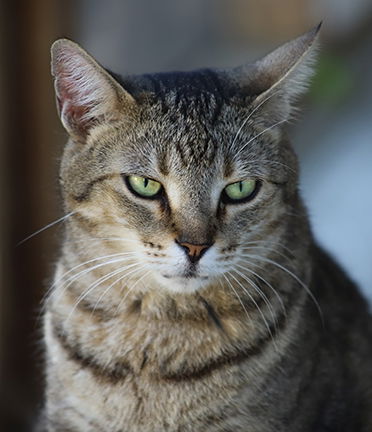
[153,273,211,294]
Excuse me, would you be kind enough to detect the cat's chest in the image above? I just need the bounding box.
[46,306,273,431]
[49,327,250,431]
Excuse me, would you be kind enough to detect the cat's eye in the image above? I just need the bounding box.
[126,175,162,198]
[222,179,259,204]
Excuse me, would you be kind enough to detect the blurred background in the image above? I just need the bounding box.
[1,0,371,429]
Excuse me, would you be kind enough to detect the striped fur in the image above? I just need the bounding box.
[39,27,372,431]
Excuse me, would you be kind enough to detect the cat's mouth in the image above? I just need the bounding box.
[161,272,209,280]
[157,271,211,293]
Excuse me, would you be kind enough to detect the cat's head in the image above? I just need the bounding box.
[51,26,319,294]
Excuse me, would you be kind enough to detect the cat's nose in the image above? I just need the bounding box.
[175,240,212,264]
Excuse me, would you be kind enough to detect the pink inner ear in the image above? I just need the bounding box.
[60,99,92,138]
[54,64,98,138]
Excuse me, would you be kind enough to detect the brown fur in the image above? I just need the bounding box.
[38,26,372,431]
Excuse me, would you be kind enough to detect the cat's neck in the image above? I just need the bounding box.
[49,247,311,383]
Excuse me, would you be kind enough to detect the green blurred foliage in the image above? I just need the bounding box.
[309,54,355,107]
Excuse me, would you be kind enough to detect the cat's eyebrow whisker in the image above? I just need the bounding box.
[227,271,276,348]
[235,118,288,159]
[17,211,76,246]
[234,262,286,317]
[232,266,279,333]
[239,159,297,174]
[230,90,280,150]
[240,253,324,325]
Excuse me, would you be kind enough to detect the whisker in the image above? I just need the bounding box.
[55,256,137,295]
[241,239,295,257]
[227,271,276,346]
[114,268,151,316]
[53,252,138,287]
[230,90,279,150]
[240,253,323,325]
[222,273,253,327]
[240,244,292,262]
[232,266,278,333]
[40,255,138,320]
[65,262,142,324]
[41,252,137,307]
[17,211,75,246]
[235,119,288,159]
[67,237,139,245]
[241,245,292,261]
[235,262,286,317]
[90,264,146,316]
[238,159,297,174]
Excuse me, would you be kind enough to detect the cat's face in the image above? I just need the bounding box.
[62,93,295,293]
[52,27,318,294]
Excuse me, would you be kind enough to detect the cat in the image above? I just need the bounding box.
[38,24,372,431]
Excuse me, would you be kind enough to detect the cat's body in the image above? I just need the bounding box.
[39,27,372,431]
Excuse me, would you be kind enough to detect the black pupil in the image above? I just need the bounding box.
[144,178,149,188]
[239,181,243,192]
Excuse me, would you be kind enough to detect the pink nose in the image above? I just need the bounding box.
[176,241,211,263]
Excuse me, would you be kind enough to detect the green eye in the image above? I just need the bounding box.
[126,175,162,198]
[223,179,258,203]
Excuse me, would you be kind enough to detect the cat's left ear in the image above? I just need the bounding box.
[232,24,321,121]
[51,39,136,143]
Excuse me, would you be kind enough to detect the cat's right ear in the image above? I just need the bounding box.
[51,39,136,143]
[229,24,321,122]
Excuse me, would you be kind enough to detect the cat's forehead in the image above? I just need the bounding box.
[89,70,287,187]
[111,71,241,177]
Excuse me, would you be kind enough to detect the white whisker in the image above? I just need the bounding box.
[230,90,279,150]
[227,271,276,347]
[241,239,295,256]
[41,255,138,320]
[232,266,278,332]
[54,252,137,287]
[90,264,146,316]
[240,253,323,324]
[65,262,142,324]
[240,244,292,262]
[114,268,152,316]
[67,237,139,245]
[41,252,138,308]
[222,273,253,327]
[17,211,75,246]
[235,262,286,317]
[238,159,297,174]
[235,119,288,159]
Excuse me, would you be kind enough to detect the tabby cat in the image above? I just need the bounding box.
[40,25,372,431]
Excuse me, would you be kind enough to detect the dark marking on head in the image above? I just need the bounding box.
[157,149,169,176]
